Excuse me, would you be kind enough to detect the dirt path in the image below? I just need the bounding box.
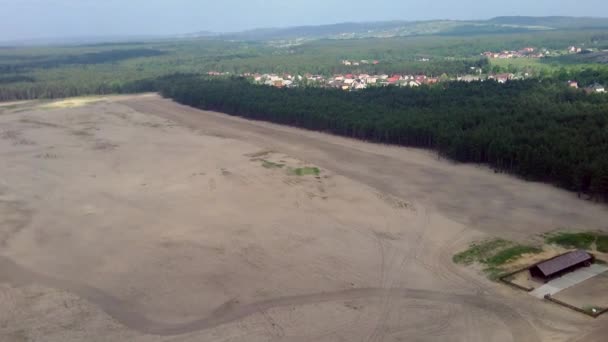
[122,95,608,240]
[0,255,539,340]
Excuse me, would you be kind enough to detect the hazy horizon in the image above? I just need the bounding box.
[1,0,608,42]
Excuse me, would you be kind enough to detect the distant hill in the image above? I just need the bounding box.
[488,16,608,29]
[206,16,608,42]
[5,16,608,47]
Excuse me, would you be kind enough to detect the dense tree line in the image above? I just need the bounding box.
[151,75,608,200]
[0,49,165,73]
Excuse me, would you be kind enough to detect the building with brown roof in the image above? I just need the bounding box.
[529,250,594,282]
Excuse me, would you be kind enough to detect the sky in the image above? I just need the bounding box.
[1,0,607,41]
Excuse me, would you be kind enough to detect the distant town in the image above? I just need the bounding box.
[206,70,605,94]
[481,45,588,59]
[203,44,607,93]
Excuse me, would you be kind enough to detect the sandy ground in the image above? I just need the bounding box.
[554,271,608,310]
[0,94,607,341]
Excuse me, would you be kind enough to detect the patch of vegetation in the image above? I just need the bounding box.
[484,266,507,281]
[583,305,605,315]
[596,235,608,253]
[261,160,285,169]
[485,245,542,267]
[290,167,320,176]
[453,238,542,279]
[453,238,509,265]
[545,232,608,251]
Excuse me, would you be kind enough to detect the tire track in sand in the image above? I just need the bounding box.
[0,255,539,340]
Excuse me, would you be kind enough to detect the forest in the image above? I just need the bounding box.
[148,75,608,200]
[1,29,608,201]
[1,29,608,100]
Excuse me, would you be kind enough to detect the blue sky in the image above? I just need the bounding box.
[1,0,607,41]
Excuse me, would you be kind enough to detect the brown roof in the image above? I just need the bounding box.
[534,250,592,277]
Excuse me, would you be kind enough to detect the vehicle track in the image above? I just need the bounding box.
[0,255,539,340]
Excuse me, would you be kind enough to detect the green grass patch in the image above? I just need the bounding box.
[261,160,284,169]
[485,245,542,267]
[453,238,509,265]
[453,238,542,280]
[484,266,507,281]
[596,235,608,253]
[490,58,557,73]
[290,167,320,176]
[545,232,607,250]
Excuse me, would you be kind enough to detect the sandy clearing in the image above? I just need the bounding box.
[0,94,605,341]
[554,271,608,310]
[122,95,608,241]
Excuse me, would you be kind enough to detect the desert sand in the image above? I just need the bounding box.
[1,94,607,341]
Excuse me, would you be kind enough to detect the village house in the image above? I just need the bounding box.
[387,76,399,85]
[458,75,483,82]
[353,81,367,90]
[489,73,514,84]
[586,83,606,93]
[415,75,427,83]
[568,80,579,89]
[212,68,449,91]
[483,47,547,59]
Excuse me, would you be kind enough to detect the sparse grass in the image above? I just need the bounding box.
[290,167,320,176]
[453,238,509,265]
[40,97,102,109]
[485,245,542,267]
[545,232,608,251]
[583,305,605,315]
[453,238,542,280]
[457,231,608,282]
[596,235,608,253]
[0,104,17,112]
[484,266,506,281]
[261,160,284,169]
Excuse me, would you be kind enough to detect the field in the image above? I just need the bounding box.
[1,94,608,341]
